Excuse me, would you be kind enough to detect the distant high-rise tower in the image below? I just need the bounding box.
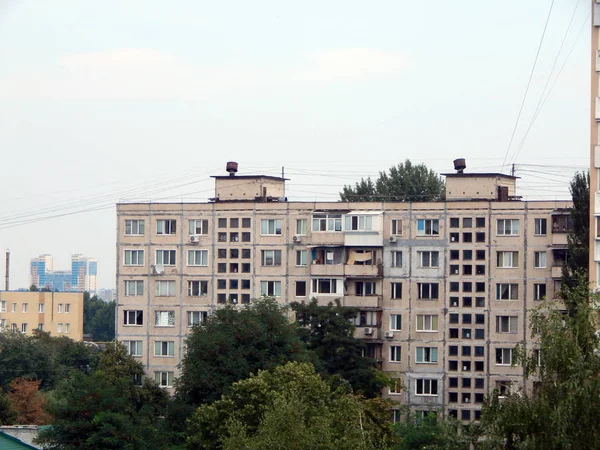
[30,254,54,288]
[30,254,97,292]
[71,254,97,293]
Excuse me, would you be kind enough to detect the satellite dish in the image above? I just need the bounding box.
[153,264,165,275]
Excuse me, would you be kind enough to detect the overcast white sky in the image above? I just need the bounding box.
[0,0,592,290]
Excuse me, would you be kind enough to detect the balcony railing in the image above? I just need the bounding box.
[344,294,382,309]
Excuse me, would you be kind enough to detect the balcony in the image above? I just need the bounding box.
[310,264,344,277]
[344,231,383,247]
[551,233,568,246]
[310,232,344,246]
[344,264,382,278]
[344,295,382,309]
[552,265,563,279]
[355,326,381,340]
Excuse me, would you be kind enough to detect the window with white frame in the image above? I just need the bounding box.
[188,219,209,235]
[497,251,519,268]
[38,303,44,313]
[496,315,518,333]
[390,314,401,331]
[416,347,438,363]
[37,323,43,331]
[391,219,403,236]
[260,281,281,297]
[295,219,308,235]
[125,219,145,236]
[22,303,28,313]
[155,310,175,327]
[260,219,282,235]
[496,283,519,300]
[389,379,402,395]
[124,280,144,296]
[416,379,438,396]
[345,215,373,231]
[156,219,176,235]
[187,280,208,297]
[155,371,174,388]
[11,303,15,313]
[352,310,378,327]
[392,409,401,424]
[156,280,176,296]
[355,281,377,296]
[391,251,403,268]
[64,323,70,334]
[156,250,176,266]
[124,250,144,266]
[10,323,17,332]
[296,250,307,266]
[65,304,70,313]
[21,323,28,333]
[416,219,439,236]
[419,251,439,268]
[57,323,63,333]
[57,304,63,313]
[497,219,519,236]
[0,319,6,329]
[390,345,401,362]
[391,282,402,299]
[261,250,282,266]
[417,283,439,300]
[154,341,175,357]
[187,311,208,327]
[533,283,546,301]
[534,218,547,236]
[0,301,6,312]
[123,310,143,326]
[312,214,342,232]
[124,340,143,357]
[416,314,438,331]
[187,250,208,266]
[534,251,547,268]
[496,348,513,366]
[311,278,339,294]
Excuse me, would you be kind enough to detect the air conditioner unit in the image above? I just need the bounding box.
[190,235,200,243]
[152,264,165,275]
[385,331,394,338]
[364,327,374,336]
[389,236,397,243]
[292,235,302,243]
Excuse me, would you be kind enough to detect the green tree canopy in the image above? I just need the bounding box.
[83,291,115,341]
[340,159,445,202]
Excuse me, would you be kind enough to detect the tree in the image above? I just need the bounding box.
[83,291,115,341]
[7,378,51,425]
[176,298,309,407]
[291,299,388,398]
[29,284,38,292]
[340,160,445,202]
[480,277,600,449]
[186,362,395,450]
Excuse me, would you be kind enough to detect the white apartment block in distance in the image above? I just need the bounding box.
[116,160,571,421]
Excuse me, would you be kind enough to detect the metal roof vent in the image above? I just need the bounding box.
[226,161,238,177]
[453,158,466,174]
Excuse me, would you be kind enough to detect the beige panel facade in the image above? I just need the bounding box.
[592,1,600,287]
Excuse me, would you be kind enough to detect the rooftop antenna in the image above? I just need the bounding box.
[5,249,9,291]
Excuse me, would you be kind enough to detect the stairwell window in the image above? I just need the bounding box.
[416,219,439,236]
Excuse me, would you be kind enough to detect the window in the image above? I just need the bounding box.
[416,314,438,331]
[355,281,376,296]
[417,283,439,300]
[497,219,519,236]
[390,346,401,362]
[156,250,176,266]
[417,219,439,236]
[296,281,307,297]
[124,340,142,356]
[391,251,403,268]
[124,310,143,326]
[296,219,308,235]
[155,341,175,357]
[534,218,547,235]
[155,310,175,327]
[187,280,208,296]
[187,311,208,327]
[218,218,227,228]
[463,217,472,228]
[496,348,513,366]
[496,316,518,333]
[155,371,174,388]
[65,324,70,333]
[38,303,44,313]
[353,311,378,327]
[533,283,546,301]
[497,251,519,268]
[11,303,16,313]
[22,303,28,313]
[345,215,373,231]
[534,251,547,269]
[416,347,438,363]
[312,214,342,232]
[261,281,281,297]
[390,314,401,331]
[65,304,70,313]
[156,219,176,235]
[56,323,63,333]
[391,219,403,236]
[262,250,282,266]
[124,280,144,296]
[450,217,460,228]
[476,250,485,260]
[156,280,176,296]
[312,278,339,294]
[187,250,209,266]
[124,250,144,266]
[296,250,307,266]
[496,283,518,300]
[391,282,402,299]
[241,218,251,228]
[416,379,438,396]
[419,251,439,268]
[21,323,28,333]
[230,218,239,228]
[125,220,145,236]
[57,304,63,313]
[261,219,282,235]
[189,219,209,235]
[389,379,402,395]
[0,301,5,312]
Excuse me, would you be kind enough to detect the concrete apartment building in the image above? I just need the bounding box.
[592,0,600,286]
[116,161,571,420]
[0,291,84,341]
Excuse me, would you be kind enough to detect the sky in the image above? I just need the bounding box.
[0,0,592,290]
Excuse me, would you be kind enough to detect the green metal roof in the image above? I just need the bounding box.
[0,431,39,449]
